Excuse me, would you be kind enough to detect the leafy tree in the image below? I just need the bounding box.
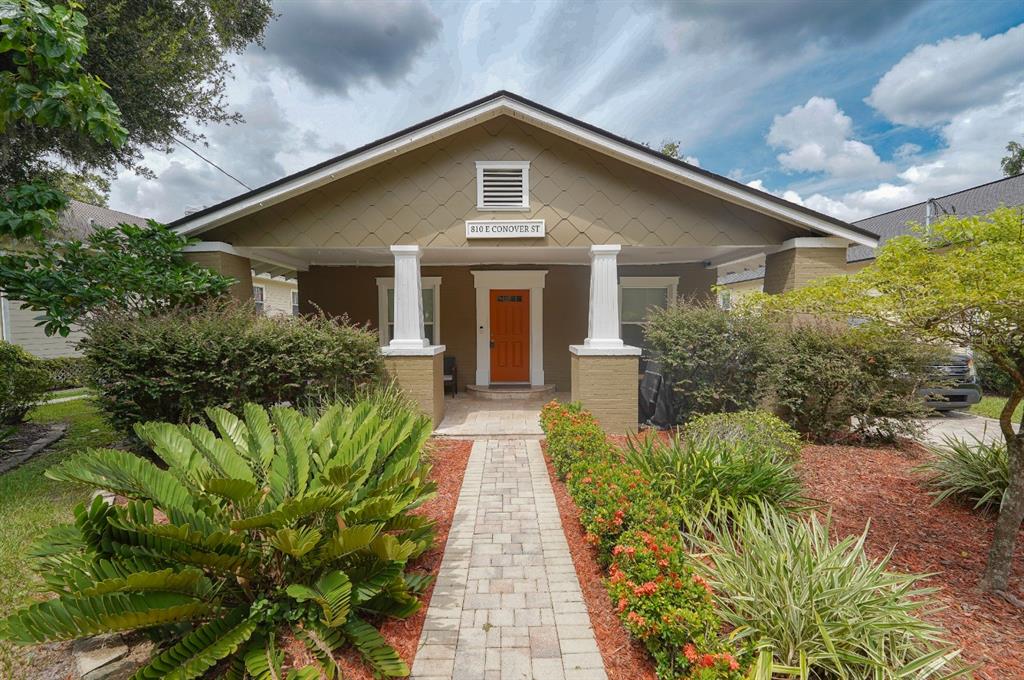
[52,169,111,206]
[2,0,274,191]
[0,0,126,238]
[760,207,1024,594]
[1002,140,1024,177]
[0,221,234,336]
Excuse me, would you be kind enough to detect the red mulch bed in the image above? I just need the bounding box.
[334,437,473,679]
[800,443,1024,679]
[541,442,657,680]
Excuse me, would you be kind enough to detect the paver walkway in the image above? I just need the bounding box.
[434,394,568,438]
[411,438,606,680]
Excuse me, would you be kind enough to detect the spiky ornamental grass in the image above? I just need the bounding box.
[918,434,1010,510]
[688,506,967,680]
[0,397,438,679]
[624,429,806,528]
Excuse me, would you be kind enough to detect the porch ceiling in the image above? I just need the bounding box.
[246,245,769,268]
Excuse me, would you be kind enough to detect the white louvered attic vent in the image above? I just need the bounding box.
[476,161,530,210]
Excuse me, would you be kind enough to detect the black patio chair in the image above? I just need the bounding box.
[444,356,458,397]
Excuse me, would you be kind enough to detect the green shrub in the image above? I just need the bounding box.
[919,434,1010,510]
[36,356,89,389]
[0,397,437,678]
[689,506,963,679]
[624,432,804,528]
[0,341,51,424]
[644,301,779,423]
[685,411,801,460]
[540,401,745,679]
[82,299,382,432]
[764,323,939,443]
[975,351,1014,396]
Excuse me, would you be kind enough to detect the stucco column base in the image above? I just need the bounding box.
[382,345,446,426]
[182,251,253,303]
[763,241,848,294]
[569,345,641,435]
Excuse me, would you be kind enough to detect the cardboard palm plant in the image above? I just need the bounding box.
[0,399,437,679]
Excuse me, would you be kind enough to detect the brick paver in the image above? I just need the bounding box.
[411,438,606,680]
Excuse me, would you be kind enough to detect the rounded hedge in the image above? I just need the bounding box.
[81,300,382,432]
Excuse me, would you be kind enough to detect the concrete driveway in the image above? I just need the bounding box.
[917,411,1016,446]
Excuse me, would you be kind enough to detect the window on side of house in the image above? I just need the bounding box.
[291,290,300,316]
[253,285,265,315]
[619,277,678,350]
[476,161,530,210]
[376,277,442,346]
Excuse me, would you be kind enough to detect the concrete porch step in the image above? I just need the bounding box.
[465,384,556,400]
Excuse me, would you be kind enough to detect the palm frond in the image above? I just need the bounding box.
[131,606,257,680]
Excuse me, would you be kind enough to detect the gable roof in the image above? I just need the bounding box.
[169,91,878,247]
[718,173,1024,285]
[58,199,148,240]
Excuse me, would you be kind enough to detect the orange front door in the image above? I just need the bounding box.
[490,289,530,383]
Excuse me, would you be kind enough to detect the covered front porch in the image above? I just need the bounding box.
[183,237,853,433]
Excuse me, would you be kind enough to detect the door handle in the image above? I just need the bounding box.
[489,341,495,348]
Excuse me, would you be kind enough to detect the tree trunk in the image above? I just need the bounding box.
[980,389,1024,592]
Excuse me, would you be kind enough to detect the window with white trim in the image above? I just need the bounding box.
[476,161,529,210]
[291,290,300,316]
[619,277,678,350]
[376,277,442,346]
[252,285,265,315]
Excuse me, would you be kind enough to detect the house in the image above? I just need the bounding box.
[170,91,879,432]
[717,173,1024,305]
[0,200,298,358]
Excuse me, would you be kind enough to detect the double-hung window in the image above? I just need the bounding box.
[291,290,300,316]
[619,277,678,350]
[252,285,266,315]
[376,277,442,346]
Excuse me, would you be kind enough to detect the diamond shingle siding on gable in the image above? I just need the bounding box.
[203,117,805,250]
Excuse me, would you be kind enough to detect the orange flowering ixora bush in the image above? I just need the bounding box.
[541,401,746,679]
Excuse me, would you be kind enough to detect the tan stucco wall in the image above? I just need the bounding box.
[253,276,297,317]
[382,353,444,425]
[298,262,714,392]
[763,246,848,294]
[203,116,807,250]
[183,251,254,302]
[571,353,639,434]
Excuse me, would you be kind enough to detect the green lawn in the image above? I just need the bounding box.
[46,386,91,400]
[970,395,1023,422]
[0,399,117,676]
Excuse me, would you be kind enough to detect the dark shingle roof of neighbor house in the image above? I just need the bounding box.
[718,173,1024,285]
[57,199,148,239]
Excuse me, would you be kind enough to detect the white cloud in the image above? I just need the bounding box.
[893,142,921,160]
[767,97,887,178]
[867,24,1024,127]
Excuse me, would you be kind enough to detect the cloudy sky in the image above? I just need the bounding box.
[110,0,1024,224]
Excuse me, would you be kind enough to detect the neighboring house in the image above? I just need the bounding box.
[252,273,300,317]
[170,91,878,431]
[0,200,297,358]
[717,173,1024,303]
[0,200,147,358]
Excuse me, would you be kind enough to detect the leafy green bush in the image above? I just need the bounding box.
[0,341,51,424]
[0,397,437,678]
[541,401,745,679]
[975,351,1014,396]
[644,301,779,422]
[919,434,1010,510]
[764,323,939,443]
[685,411,801,460]
[36,356,89,389]
[82,300,382,433]
[624,432,804,527]
[689,506,962,679]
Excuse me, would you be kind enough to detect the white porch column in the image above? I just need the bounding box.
[585,244,625,349]
[388,245,428,349]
